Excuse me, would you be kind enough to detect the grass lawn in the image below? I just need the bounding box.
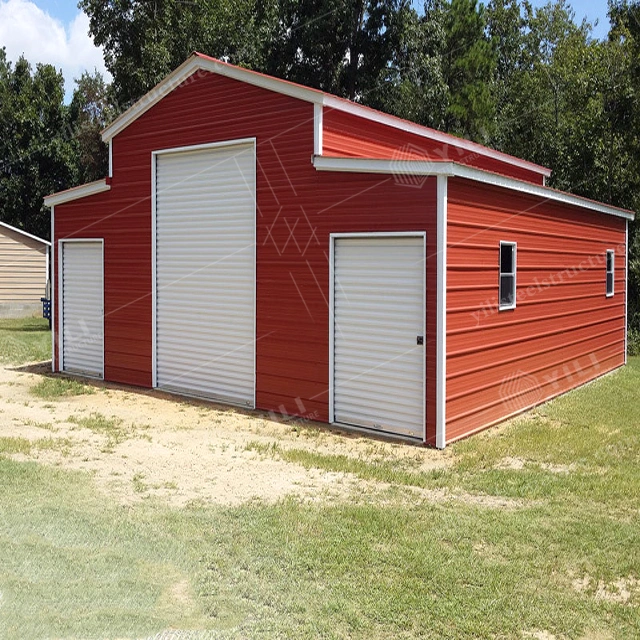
[0,318,638,639]
[0,316,50,364]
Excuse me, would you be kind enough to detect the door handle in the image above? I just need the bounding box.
[417,336,424,345]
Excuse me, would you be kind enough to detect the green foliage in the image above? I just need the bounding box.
[30,377,95,400]
[441,0,496,141]
[68,71,112,184]
[0,50,76,239]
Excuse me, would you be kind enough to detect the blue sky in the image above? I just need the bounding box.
[0,0,612,102]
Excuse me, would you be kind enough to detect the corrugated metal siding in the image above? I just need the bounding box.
[53,69,439,443]
[322,108,546,185]
[446,178,627,442]
[0,227,47,303]
[61,241,103,377]
[333,236,425,438]
[155,143,255,405]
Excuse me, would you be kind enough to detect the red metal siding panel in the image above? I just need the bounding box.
[446,178,627,442]
[54,70,439,442]
[323,108,547,185]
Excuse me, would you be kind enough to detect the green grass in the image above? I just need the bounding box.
[1,322,639,638]
[0,316,50,364]
[67,412,148,451]
[30,376,95,399]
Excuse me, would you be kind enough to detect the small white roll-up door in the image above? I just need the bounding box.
[61,241,104,378]
[155,142,255,406]
[332,235,425,438]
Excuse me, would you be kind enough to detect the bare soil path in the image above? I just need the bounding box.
[0,362,451,507]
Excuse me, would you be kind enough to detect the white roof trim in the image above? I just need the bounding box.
[312,156,635,220]
[0,220,50,245]
[44,179,111,207]
[321,96,551,178]
[100,53,550,179]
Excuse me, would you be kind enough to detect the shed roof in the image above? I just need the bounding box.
[102,52,551,180]
[0,220,50,246]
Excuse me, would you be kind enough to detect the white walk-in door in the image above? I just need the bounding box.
[61,241,104,378]
[155,142,256,406]
[332,235,425,438]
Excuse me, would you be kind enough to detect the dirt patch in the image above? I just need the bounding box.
[523,631,557,640]
[0,363,454,508]
[572,574,639,605]
[496,456,575,474]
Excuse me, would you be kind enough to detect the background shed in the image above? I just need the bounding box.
[0,221,50,318]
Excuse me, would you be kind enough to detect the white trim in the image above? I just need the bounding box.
[312,156,635,221]
[45,245,50,290]
[0,220,50,246]
[329,231,427,442]
[101,53,549,180]
[328,236,335,424]
[625,221,629,364]
[51,206,55,372]
[151,137,257,407]
[321,96,551,178]
[452,164,633,220]
[108,140,113,178]
[44,180,111,207]
[58,238,105,379]
[499,241,517,311]
[152,137,256,157]
[57,237,62,370]
[606,249,615,298]
[102,55,324,142]
[151,150,157,388]
[314,104,323,156]
[314,155,456,176]
[436,176,447,450]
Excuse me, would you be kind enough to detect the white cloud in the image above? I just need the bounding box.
[0,0,111,101]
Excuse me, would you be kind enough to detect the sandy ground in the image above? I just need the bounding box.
[0,361,454,508]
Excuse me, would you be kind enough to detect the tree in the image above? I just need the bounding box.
[0,49,76,239]
[79,0,279,108]
[69,71,113,184]
[440,0,496,142]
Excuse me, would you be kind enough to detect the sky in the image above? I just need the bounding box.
[0,0,612,103]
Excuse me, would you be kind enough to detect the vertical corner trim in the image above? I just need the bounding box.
[314,104,323,157]
[328,234,335,423]
[50,206,56,372]
[108,141,113,178]
[436,175,448,449]
[625,219,629,365]
[151,151,157,388]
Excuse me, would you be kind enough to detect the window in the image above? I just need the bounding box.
[499,242,517,310]
[606,250,614,297]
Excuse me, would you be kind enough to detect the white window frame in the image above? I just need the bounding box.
[606,249,615,297]
[499,241,517,311]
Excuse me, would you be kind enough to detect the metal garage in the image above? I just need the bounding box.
[60,240,104,378]
[331,234,426,439]
[153,140,256,406]
[45,53,633,447]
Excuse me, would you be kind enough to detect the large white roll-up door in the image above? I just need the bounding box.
[332,235,425,438]
[61,241,104,378]
[155,142,256,406]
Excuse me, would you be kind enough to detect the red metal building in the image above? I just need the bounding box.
[45,53,633,447]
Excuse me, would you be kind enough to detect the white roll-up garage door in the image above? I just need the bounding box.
[332,235,425,438]
[61,241,104,378]
[155,141,256,406]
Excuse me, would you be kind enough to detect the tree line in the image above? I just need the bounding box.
[0,0,638,332]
